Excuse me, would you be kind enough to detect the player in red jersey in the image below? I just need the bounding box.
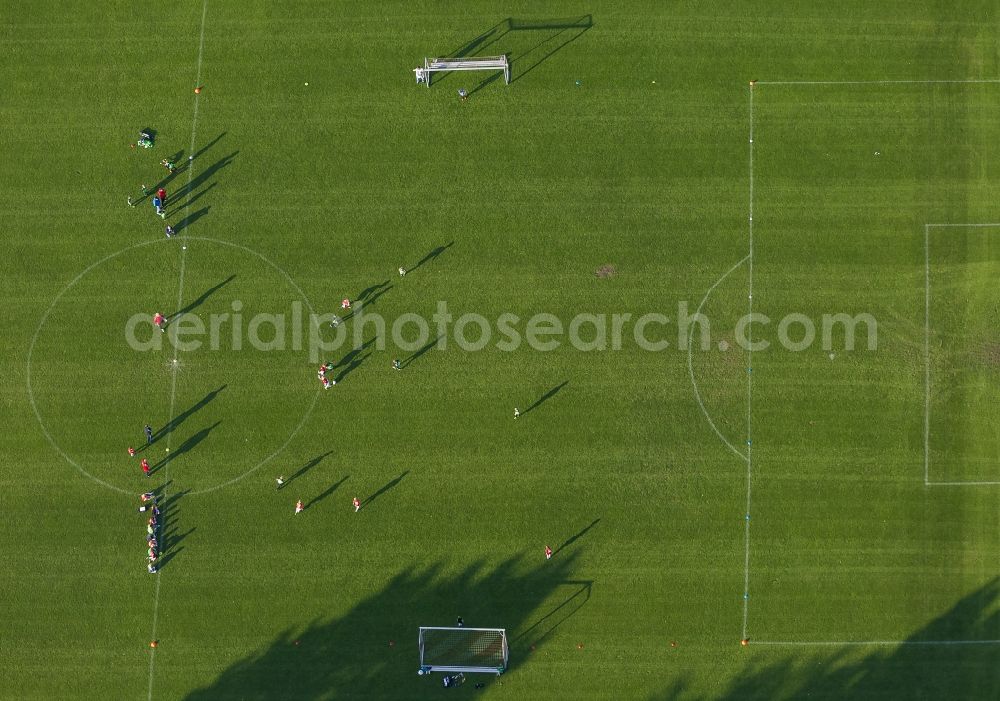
[141,458,150,477]
[545,545,553,560]
[295,499,304,514]
[128,446,136,457]
[353,496,361,512]
[153,312,166,333]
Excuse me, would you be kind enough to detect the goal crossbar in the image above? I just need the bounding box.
[418,626,508,675]
[416,55,510,87]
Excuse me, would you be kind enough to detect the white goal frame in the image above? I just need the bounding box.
[418,626,508,675]
[414,55,510,87]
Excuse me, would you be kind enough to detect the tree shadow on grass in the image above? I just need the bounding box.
[184,550,588,700]
[649,577,1000,700]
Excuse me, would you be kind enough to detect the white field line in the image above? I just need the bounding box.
[753,639,1000,647]
[927,481,1000,487]
[741,83,756,641]
[924,223,1000,488]
[926,223,1000,228]
[924,224,930,485]
[756,79,1000,86]
[748,82,1000,647]
[147,1,208,699]
[686,255,752,463]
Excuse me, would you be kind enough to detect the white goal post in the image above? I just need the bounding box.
[418,626,508,675]
[413,55,510,87]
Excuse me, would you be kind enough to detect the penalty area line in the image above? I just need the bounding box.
[924,222,1000,488]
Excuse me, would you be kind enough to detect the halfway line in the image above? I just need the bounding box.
[741,81,756,642]
[146,2,208,699]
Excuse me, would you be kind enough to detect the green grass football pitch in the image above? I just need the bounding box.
[2,2,999,699]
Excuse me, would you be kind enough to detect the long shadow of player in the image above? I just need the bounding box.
[160,131,228,186]
[521,380,569,417]
[363,471,409,509]
[151,421,221,472]
[155,487,191,571]
[170,181,217,212]
[158,527,195,570]
[186,132,227,167]
[553,518,600,557]
[332,337,378,383]
[333,337,377,369]
[512,579,593,643]
[334,351,372,384]
[341,288,393,322]
[407,242,454,275]
[305,474,350,510]
[171,276,236,318]
[173,206,211,233]
[356,280,390,303]
[152,385,226,443]
[283,451,334,490]
[171,151,239,201]
[401,335,444,369]
[139,132,228,205]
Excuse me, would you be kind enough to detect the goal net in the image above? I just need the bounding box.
[418,627,508,675]
[414,55,511,86]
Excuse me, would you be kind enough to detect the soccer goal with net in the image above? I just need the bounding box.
[418,626,508,675]
[413,55,510,87]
